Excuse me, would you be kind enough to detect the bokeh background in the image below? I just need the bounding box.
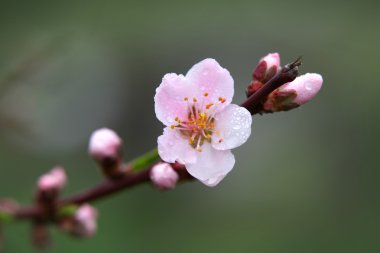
[0,0,379,252]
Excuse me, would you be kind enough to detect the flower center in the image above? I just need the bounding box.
[170,93,226,152]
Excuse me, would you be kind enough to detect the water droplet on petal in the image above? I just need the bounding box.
[305,82,313,91]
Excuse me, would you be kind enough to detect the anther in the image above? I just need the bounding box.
[204,92,209,97]
[206,103,214,109]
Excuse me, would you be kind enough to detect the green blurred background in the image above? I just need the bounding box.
[0,0,379,252]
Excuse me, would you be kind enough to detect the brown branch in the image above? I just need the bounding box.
[9,57,301,223]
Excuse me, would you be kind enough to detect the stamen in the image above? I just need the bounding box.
[218,138,223,143]
[218,97,226,103]
[203,92,209,97]
[193,98,197,102]
[206,103,214,109]
[184,97,188,101]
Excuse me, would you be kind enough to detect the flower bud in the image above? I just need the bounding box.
[150,163,179,190]
[72,204,98,238]
[247,53,281,97]
[89,128,123,178]
[262,73,323,112]
[253,53,280,82]
[37,167,67,192]
[280,73,323,105]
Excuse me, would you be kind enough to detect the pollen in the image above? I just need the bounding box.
[184,97,188,101]
[206,103,214,109]
[203,92,209,97]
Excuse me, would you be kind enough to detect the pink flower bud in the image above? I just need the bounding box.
[261,53,280,70]
[89,128,122,164]
[37,167,67,191]
[74,204,98,238]
[280,73,323,105]
[150,163,179,190]
[253,53,281,82]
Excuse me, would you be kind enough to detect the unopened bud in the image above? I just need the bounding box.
[150,163,179,190]
[247,53,281,97]
[280,73,323,105]
[253,53,280,82]
[73,204,98,238]
[263,73,323,112]
[89,128,123,178]
[37,167,67,192]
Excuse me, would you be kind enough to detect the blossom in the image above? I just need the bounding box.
[154,59,252,187]
[37,166,67,191]
[150,162,179,190]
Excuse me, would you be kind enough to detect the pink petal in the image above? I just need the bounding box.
[157,127,197,164]
[281,73,323,105]
[186,144,235,187]
[154,73,199,126]
[212,104,252,150]
[186,58,234,111]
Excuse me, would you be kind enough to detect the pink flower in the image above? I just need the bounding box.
[154,59,252,187]
[89,128,122,162]
[38,166,67,191]
[150,163,179,190]
[74,204,98,238]
[279,73,323,105]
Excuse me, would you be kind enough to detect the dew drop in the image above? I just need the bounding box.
[305,82,313,91]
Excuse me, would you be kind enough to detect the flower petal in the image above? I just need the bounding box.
[186,58,234,111]
[157,127,197,164]
[154,73,199,126]
[212,104,252,150]
[186,143,235,187]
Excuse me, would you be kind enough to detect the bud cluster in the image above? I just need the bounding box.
[246,53,323,113]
